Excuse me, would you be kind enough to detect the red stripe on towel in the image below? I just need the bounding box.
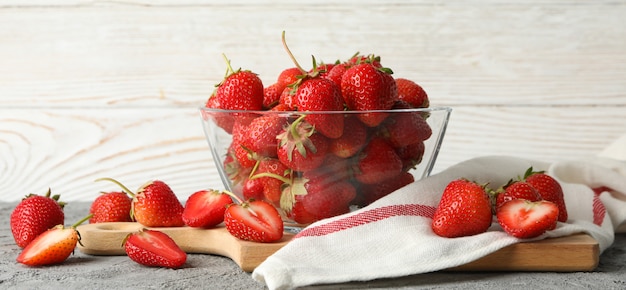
[592,191,607,226]
[294,204,436,238]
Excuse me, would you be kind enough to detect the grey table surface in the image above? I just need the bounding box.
[1,202,625,290]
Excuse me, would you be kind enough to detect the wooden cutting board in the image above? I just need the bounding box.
[76,222,599,272]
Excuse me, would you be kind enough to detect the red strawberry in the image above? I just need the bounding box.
[431,179,493,238]
[263,83,283,109]
[355,171,415,206]
[324,63,349,87]
[380,110,432,148]
[495,181,543,209]
[241,114,287,158]
[124,229,187,269]
[277,116,330,172]
[395,78,429,108]
[330,115,368,158]
[247,158,291,205]
[89,191,133,223]
[223,197,284,243]
[341,63,398,127]
[395,141,426,171]
[204,93,235,134]
[223,143,253,186]
[182,189,233,228]
[496,199,559,239]
[97,178,185,227]
[16,215,90,266]
[353,137,403,185]
[523,168,568,223]
[293,77,345,139]
[282,172,356,224]
[10,189,65,248]
[214,56,264,111]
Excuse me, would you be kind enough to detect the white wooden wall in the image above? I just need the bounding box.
[1,1,625,202]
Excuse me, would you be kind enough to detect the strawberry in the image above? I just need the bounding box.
[277,116,330,172]
[89,191,133,223]
[277,67,303,88]
[395,78,429,108]
[182,189,233,228]
[223,193,284,243]
[124,229,187,269]
[329,115,368,158]
[10,189,65,248]
[282,171,356,224]
[97,178,185,227]
[496,199,559,239]
[495,180,543,209]
[214,55,264,111]
[16,215,90,266]
[523,168,568,222]
[323,62,349,87]
[293,77,345,139]
[247,158,291,206]
[395,141,426,171]
[431,179,493,238]
[380,110,432,148]
[240,114,287,158]
[263,82,283,109]
[354,171,415,206]
[352,137,403,185]
[204,93,235,134]
[341,62,398,127]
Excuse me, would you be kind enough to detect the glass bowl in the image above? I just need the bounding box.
[199,107,451,226]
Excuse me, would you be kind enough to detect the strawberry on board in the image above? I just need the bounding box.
[495,180,543,209]
[16,215,90,267]
[431,179,493,238]
[223,192,284,243]
[10,189,65,248]
[96,178,185,227]
[89,191,133,223]
[182,189,233,228]
[523,167,568,222]
[124,229,187,269]
[496,199,559,239]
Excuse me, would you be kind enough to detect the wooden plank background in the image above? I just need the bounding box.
[1,1,625,202]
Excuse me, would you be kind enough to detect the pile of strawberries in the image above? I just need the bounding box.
[10,178,284,268]
[431,167,569,239]
[204,32,432,224]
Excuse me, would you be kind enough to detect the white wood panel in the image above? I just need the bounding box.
[0,1,625,202]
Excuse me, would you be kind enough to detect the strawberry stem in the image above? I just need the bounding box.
[220,190,243,204]
[281,31,306,74]
[72,214,93,228]
[94,177,136,198]
[249,172,292,185]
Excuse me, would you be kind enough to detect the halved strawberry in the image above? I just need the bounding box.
[182,189,233,228]
[124,229,187,269]
[496,199,559,239]
[16,215,90,266]
[224,199,284,243]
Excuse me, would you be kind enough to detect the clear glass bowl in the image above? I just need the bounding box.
[200,107,451,226]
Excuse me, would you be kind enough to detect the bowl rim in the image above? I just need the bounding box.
[198,106,452,115]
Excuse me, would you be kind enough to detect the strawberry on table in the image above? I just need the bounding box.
[89,191,133,223]
[523,168,568,222]
[182,189,233,228]
[16,215,90,267]
[10,189,65,248]
[124,229,187,269]
[96,178,185,227]
[496,199,559,239]
[431,179,493,238]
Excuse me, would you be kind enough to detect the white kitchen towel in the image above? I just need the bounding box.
[253,139,626,290]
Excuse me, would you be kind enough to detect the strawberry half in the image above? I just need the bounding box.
[496,199,559,239]
[224,199,284,243]
[124,229,187,269]
[16,215,90,267]
[182,189,233,228]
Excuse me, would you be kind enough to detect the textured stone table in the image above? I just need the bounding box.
[2,202,625,289]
